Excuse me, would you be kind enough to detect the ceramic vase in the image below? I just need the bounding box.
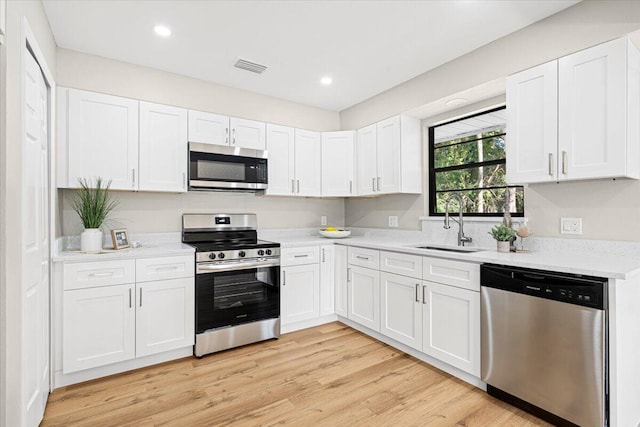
[496,241,510,253]
[80,228,103,253]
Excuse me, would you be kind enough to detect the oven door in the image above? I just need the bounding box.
[196,262,280,333]
[189,142,268,190]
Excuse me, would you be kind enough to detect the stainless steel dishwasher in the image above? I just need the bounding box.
[481,264,607,427]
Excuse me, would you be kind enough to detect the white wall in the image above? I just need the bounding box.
[343,0,640,239]
[1,1,57,426]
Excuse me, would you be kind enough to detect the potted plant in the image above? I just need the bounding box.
[69,177,118,252]
[489,223,516,253]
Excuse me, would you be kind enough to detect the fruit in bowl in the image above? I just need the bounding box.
[319,227,351,238]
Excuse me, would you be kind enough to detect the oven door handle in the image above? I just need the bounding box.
[197,259,281,274]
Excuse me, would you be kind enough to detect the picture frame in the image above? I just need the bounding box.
[110,228,130,250]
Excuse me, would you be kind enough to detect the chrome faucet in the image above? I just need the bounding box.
[443,193,472,246]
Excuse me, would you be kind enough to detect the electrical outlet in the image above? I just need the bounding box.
[321,216,327,226]
[560,217,582,235]
[388,216,399,227]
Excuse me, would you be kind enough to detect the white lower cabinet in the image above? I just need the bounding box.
[348,265,380,332]
[281,263,320,325]
[380,272,422,351]
[320,245,335,316]
[422,281,480,377]
[334,245,348,317]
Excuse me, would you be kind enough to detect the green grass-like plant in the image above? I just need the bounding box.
[69,177,118,229]
[488,223,516,242]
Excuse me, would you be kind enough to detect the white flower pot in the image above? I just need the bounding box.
[81,228,103,253]
[496,241,511,253]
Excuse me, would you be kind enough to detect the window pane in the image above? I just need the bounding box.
[434,187,524,215]
[435,163,506,192]
[434,135,505,168]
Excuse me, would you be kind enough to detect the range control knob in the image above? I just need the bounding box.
[218,252,225,259]
[265,249,272,256]
[239,251,246,258]
[257,249,265,256]
[208,253,216,260]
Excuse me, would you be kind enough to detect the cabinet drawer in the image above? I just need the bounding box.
[281,246,320,266]
[423,257,480,291]
[348,247,380,269]
[136,255,195,283]
[63,260,135,291]
[380,251,422,279]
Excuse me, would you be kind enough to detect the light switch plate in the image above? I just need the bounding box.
[560,217,582,235]
[388,216,399,227]
[321,216,327,226]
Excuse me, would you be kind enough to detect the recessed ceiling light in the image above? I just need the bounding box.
[445,98,468,107]
[154,25,172,37]
[320,76,333,86]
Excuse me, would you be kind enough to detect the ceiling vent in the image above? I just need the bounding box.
[234,58,267,74]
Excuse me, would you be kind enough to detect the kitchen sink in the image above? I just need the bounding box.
[410,245,481,253]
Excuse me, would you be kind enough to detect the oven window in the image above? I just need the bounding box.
[214,272,267,309]
[197,160,246,181]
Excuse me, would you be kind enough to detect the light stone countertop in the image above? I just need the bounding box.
[53,241,194,263]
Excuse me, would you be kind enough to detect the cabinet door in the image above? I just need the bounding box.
[188,110,229,146]
[334,245,348,317]
[63,284,135,373]
[265,124,295,196]
[322,131,356,196]
[422,281,480,376]
[506,61,559,183]
[356,124,378,196]
[380,272,422,350]
[376,116,401,194]
[281,264,320,325]
[348,265,380,332]
[229,117,266,150]
[294,129,322,197]
[558,37,628,180]
[67,89,138,190]
[136,278,195,357]
[320,245,335,316]
[139,102,188,192]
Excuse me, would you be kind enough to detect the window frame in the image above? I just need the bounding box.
[428,106,524,217]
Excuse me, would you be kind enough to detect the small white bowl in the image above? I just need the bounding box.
[319,229,351,239]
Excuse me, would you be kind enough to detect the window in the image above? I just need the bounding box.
[428,106,524,216]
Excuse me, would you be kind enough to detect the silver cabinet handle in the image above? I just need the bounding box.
[422,285,427,304]
[415,284,420,302]
[296,180,300,194]
[322,248,325,262]
[132,169,136,188]
[282,270,286,286]
[349,180,353,194]
[183,172,186,188]
[225,127,229,145]
[232,128,236,145]
[377,177,381,191]
[89,272,113,278]
[294,254,308,258]
[128,288,132,308]
[372,178,375,192]
[356,255,369,260]
[291,179,295,194]
[139,288,143,307]
[347,267,351,282]
[548,153,553,176]
[562,151,567,174]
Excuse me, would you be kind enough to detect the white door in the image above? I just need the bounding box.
[334,245,348,317]
[356,124,378,195]
[422,282,480,376]
[136,278,195,357]
[265,124,295,196]
[558,37,628,180]
[62,284,136,373]
[229,117,266,150]
[188,110,229,146]
[281,264,320,325]
[348,265,380,332]
[506,60,559,184]
[138,102,188,192]
[321,131,355,196]
[319,245,335,316]
[376,116,401,194]
[23,49,49,427]
[380,272,422,351]
[67,89,138,190]
[294,129,322,197]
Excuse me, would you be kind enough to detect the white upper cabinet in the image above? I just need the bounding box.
[187,110,229,146]
[139,102,188,192]
[229,117,266,150]
[322,131,356,197]
[356,115,422,196]
[507,36,640,184]
[266,124,295,196]
[294,129,322,197]
[62,88,139,190]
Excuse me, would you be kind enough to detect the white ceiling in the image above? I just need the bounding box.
[42,0,579,112]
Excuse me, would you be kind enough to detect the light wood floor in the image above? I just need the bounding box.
[42,322,550,427]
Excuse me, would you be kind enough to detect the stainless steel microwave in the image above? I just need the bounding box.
[189,142,268,191]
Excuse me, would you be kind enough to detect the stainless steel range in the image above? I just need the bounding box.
[182,213,280,357]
